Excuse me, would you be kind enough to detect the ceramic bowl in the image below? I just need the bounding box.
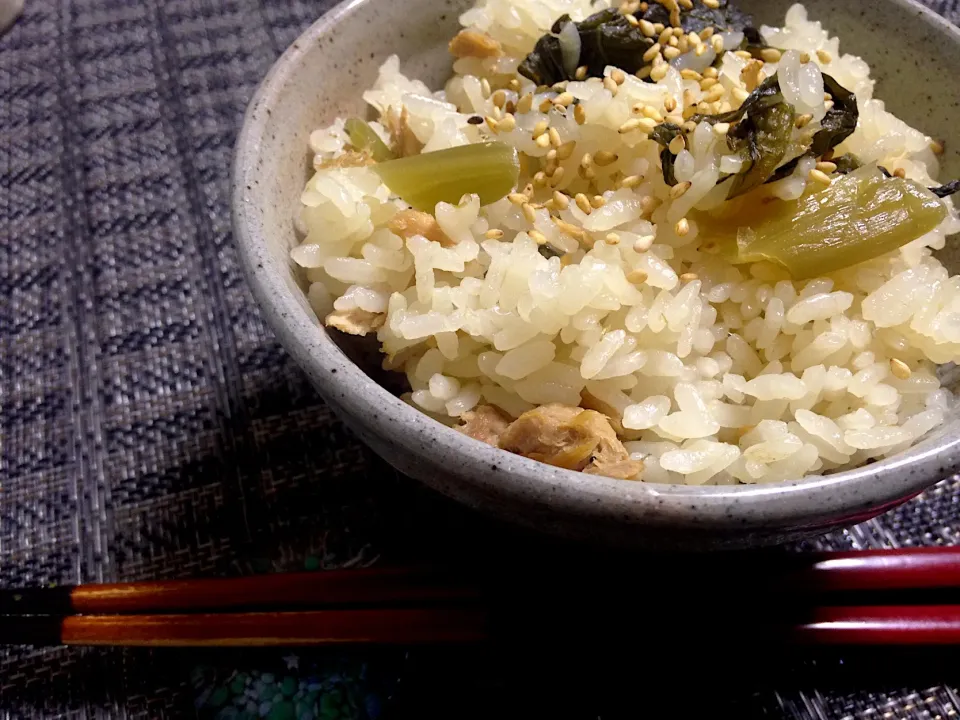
[233,0,960,549]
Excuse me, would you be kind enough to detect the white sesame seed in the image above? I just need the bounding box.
[532,120,548,138]
[516,93,533,115]
[529,229,548,245]
[632,234,655,252]
[484,228,504,239]
[594,150,618,167]
[574,104,587,125]
[643,43,662,63]
[619,118,642,134]
[535,133,551,148]
[669,181,692,199]
[816,161,838,174]
[522,203,537,223]
[816,49,833,64]
[675,218,690,236]
[574,193,592,214]
[602,76,619,95]
[619,174,642,189]
[605,232,621,245]
[547,127,562,148]
[552,190,569,209]
[574,65,588,80]
[497,114,516,132]
[639,19,656,37]
[808,168,833,186]
[668,135,686,154]
[611,68,626,85]
[890,358,912,380]
[553,91,574,107]
[590,195,606,209]
[760,48,782,63]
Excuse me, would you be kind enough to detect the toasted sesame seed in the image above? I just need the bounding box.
[590,194,606,209]
[795,113,814,128]
[533,171,548,187]
[679,272,699,282]
[636,66,653,80]
[574,65,588,81]
[522,203,538,223]
[710,34,725,53]
[578,165,596,181]
[553,91,574,107]
[664,96,677,113]
[798,51,811,64]
[663,46,681,60]
[602,76,619,95]
[931,139,945,155]
[552,190,570,209]
[658,28,672,45]
[485,116,499,133]
[529,229,548,245]
[535,133,552,148]
[639,19,656,37]
[574,104,587,125]
[508,78,521,91]
[759,48,782,63]
[680,68,701,82]
[551,81,568,93]
[652,22,665,34]
[808,168,832,186]
[574,193,593,214]
[548,127,562,148]
[643,43,662,63]
[491,90,507,108]
[816,161,838,174]
[532,120,549,138]
[625,13,639,27]
[816,49,833,64]
[678,0,693,9]
[713,122,730,137]
[611,68,626,85]
[703,67,719,79]
[650,63,669,82]
[894,167,906,179]
[699,77,719,90]
[594,150,618,167]
[619,118,642,134]
[681,120,697,133]
[670,181,692,200]
[555,141,576,161]
[605,232,621,245]
[667,135,685,155]
[734,49,753,60]
[620,174,642,189]
[580,153,594,169]
[675,218,690,237]
[633,233,655,252]
[890,358,912,380]
[549,166,566,186]
[703,0,720,7]
[507,193,527,206]
[484,228,504,239]
[627,269,649,283]
[497,114,516,132]
[636,117,658,134]
[536,98,552,114]
[516,93,534,115]
[642,106,664,122]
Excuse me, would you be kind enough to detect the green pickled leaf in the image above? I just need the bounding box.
[726,102,795,199]
[931,180,960,198]
[373,141,520,212]
[732,166,947,278]
[344,118,394,162]
[518,9,653,86]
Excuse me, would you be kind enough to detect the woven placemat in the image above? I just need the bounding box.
[4,0,960,716]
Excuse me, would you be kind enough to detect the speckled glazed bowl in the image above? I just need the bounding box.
[233,0,960,549]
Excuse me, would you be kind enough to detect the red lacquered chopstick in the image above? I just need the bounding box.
[777,547,960,593]
[792,605,960,645]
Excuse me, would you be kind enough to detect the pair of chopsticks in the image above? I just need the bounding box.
[5,548,960,647]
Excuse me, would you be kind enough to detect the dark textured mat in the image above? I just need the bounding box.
[3,0,960,716]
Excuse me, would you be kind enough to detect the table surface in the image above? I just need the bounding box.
[4,0,960,717]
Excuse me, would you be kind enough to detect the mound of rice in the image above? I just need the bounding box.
[293,1,960,485]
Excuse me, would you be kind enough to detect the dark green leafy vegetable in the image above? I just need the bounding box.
[726,102,796,198]
[829,153,863,175]
[373,142,520,212]
[638,0,753,35]
[693,75,784,125]
[765,72,859,183]
[518,9,653,86]
[344,118,395,162]
[650,123,683,187]
[724,166,947,278]
[931,180,960,198]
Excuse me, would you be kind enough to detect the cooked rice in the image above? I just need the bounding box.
[293,1,960,485]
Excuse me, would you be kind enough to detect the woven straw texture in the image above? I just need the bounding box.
[3,0,960,716]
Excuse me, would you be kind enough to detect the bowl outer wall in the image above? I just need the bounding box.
[232,0,960,548]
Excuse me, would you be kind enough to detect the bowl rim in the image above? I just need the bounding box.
[232,0,960,530]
